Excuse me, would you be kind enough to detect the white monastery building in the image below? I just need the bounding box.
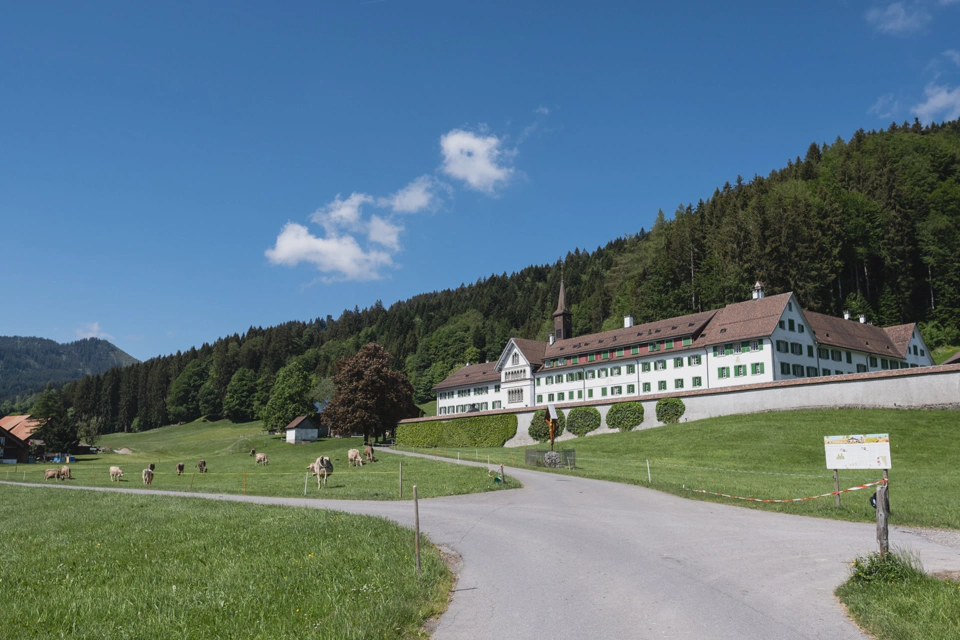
[433,281,935,416]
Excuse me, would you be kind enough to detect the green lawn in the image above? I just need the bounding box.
[933,345,960,365]
[398,409,960,529]
[416,400,436,417]
[5,419,517,500]
[836,552,960,640]
[0,484,450,639]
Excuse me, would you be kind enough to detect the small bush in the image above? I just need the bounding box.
[395,414,518,448]
[655,397,685,424]
[848,551,924,585]
[528,409,566,442]
[606,402,644,431]
[567,407,601,437]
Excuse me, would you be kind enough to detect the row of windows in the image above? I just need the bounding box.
[507,389,523,404]
[716,363,765,378]
[713,341,763,356]
[536,377,706,403]
[440,384,501,400]
[504,369,525,381]
[544,337,696,368]
[539,355,706,386]
[778,317,806,334]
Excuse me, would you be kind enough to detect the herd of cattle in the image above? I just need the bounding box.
[42,444,379,489]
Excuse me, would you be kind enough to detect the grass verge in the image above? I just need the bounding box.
[836,550,960,640]
[398,409,960,529]
[0,484,451,639]
[5,419,518,500]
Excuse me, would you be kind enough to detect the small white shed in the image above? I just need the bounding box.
[284,416,321,443]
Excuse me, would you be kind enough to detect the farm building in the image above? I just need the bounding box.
[284,415,326,443]
[0,424,29,464]
[0,415,43,443]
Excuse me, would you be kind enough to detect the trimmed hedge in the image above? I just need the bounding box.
[607,402,644,432]
[528,409,566,443]
[395,414,518,448]
[567,406,601,437]
[655,397,686,424]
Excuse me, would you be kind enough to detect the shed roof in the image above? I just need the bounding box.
[283,415,316,430]
[0,415,42,442]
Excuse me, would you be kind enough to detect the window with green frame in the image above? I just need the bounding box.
[718,366,730,379]
[631,345,639,355]
[601,387,608,397]
[657,380,667,391]
[869,356,878,367]
[688,355,702,366]
[601,351,609,360]
[548,393,554,401]
[751,362,764,375]
[780,362,790,375]
[536,394,543,403]
[649,342,660,352]
[616,348,624,357]
[587,389,593,398]
[572,355,579,364]
[674,378,683,389]
[725,343,734,355]
[627,384,635,393]
[626,364,636,374]
[642,382,651,392]
[692,376,702,387]
[588,353,595,362]
[673,357,684,368]
[665,340,674,349]
[734,365,746,377]
[654,359,667,370]
[536,378,541,386]
[682,337,691,346]
[641,362,651,372]
[558,392,564,401]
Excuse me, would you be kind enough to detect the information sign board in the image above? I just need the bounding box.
[824,434,891,470]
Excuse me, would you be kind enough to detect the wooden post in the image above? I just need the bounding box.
[646,459,651,483]
[93,472,96,485]
[876,483,889,557]
[883,469,890,514]
[189,473,195,490]
[834,469,841,508]
[243,472,247,495]
[399,462,402,498]
[413,485,421,575]
[457,452,460,464]
[510,453,515,466]
[500,464,506,485]
[304,472,308,496]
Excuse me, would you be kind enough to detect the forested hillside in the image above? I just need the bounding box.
[49,118,960,436]
[0,337,139,403]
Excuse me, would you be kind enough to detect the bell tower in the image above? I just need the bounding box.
[553,277,572,342]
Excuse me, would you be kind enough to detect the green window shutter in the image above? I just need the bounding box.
[683,337,691,346]
[631,346,639,355]
[757,341,763,351]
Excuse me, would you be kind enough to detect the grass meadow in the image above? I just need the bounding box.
[0,484,451,639]
[398,408,960,529]
[2,419,518,499]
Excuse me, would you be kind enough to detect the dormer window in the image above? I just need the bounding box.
[511,353,519,366]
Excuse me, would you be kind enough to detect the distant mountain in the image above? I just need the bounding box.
[0,336,139,400]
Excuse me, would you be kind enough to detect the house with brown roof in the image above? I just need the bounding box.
[433,281,935,417]
[0,415,43,444]
[0,424,30,464]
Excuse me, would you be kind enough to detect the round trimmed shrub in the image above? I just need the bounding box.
[528,409,566,442]
[607,401,644,432]
[567,406,601,437]
[655,397,686,424]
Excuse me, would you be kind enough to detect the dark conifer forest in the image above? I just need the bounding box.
[8,118,959,434]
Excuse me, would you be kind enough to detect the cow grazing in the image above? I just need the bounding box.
[364,444,377,463]
[60,465,73,480]
[109,466,124,482]
[44,468,62,481]
[142,468,154,485]
[175,462,185,475]
[347,448,364,467]
[255,453,269,466]
[148,463,155,472]
[249,448,256,457]
[197,460,207,473]
[309,456,333,488]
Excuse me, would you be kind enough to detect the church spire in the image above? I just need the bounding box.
[553,274,572,341]
[554,277,569,316]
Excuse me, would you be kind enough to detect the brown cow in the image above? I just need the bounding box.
[309,456,333,488]
[60,465,73,480]
[142,468,154,485]
[255,453,268,466]
[44,469,62,481]
[364,444,377,463]
[347,449,363,467]
[175,462,185,475]
[109,466,124,482]
[197,460,207,473]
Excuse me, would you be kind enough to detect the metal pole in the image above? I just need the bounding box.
[834,470,840,508]
[413,485,421,575]
[646,459,651,483]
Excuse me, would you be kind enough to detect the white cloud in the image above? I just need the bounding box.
[379,175,443,213]
[310,192,373,234]
[912,83,960,123]
[866,2,931,34]
[265,222,393,281]
[440,129,515,193]
[868,93,900,119]
[367,215,403,251]
[535,105,550,115]
[75,322,113,340]
[944,49,960,67]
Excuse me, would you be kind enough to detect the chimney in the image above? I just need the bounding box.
[843,310,850,320]
[549,334,555,345]
[624,315,634,328]
[752,281,765,300]
[859,314,866,324]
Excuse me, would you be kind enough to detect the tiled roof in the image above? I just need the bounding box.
[432,361,501,391]
[805,312,903,359]
[0,415,42,441]
[882,323,916,358]
[943,351,960,366]
[545,310,717,361]
[694,293,792,348]
[0,425,27,449]
[512,338,547,368]
[283,415,315,430]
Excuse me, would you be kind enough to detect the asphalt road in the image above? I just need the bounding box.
[7,451,959,639]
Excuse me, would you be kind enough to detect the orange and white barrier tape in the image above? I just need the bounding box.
[686,479,886,503]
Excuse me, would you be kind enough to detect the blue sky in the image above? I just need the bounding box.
[2,1,959,361]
